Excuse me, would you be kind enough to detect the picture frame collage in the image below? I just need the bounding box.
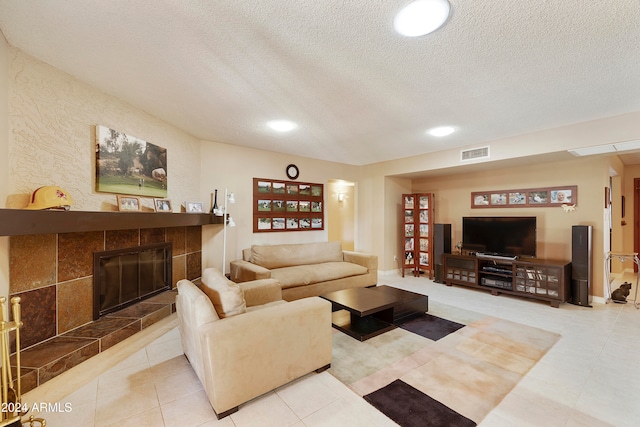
[253,178,324,232]
[471,185,577,209]
[115,195,204,213]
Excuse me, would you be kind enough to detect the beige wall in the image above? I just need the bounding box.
[0,32,9,298]
[327,180,355,251]
[383,176,411,272]
[351,172,382,261]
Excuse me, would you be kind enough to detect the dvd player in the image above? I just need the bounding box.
[480,277,513,291]
[482,266,513,275]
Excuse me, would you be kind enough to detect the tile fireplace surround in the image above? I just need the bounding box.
[8,224,204,393]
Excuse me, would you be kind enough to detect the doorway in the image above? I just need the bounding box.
[634,178,640,272]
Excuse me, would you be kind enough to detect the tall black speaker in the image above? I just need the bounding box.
[571,225,592,307]
[434,224,452,283]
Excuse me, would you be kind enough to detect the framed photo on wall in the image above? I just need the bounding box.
[472,194,490,207]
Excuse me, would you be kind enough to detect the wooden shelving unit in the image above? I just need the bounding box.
[401,193,434,278]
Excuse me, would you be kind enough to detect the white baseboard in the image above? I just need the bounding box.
[379,269,401,277]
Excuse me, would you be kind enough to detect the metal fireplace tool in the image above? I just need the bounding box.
[0,297,46,427]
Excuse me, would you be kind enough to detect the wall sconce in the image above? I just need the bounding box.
[338,192,345,202]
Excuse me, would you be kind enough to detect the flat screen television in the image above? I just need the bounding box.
[462,217,536,258]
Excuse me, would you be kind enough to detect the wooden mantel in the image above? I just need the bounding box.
[0,208,224,236]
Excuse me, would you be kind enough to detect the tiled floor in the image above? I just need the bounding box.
[21,272,640,426]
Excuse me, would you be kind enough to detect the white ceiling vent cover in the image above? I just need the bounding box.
[461,146,490,161]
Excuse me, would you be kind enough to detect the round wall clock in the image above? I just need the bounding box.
[286,164,299,180]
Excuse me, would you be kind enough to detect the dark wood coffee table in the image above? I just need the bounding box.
[320,286,429,341]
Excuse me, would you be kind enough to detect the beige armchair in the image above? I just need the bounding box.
[176,268,332,419]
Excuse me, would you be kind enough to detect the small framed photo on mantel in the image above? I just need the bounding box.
[117,195,141,212]
[184,201,203,213]
[154,198,173,213]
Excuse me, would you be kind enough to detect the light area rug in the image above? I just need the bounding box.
[328,301,560,424]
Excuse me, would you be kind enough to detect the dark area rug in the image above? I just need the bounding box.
[398,313,465,341]
[364,379,476,427]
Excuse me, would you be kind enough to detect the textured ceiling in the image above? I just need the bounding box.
[0,0,639,166]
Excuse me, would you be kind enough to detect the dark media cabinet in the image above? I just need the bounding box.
[442,254,571,307]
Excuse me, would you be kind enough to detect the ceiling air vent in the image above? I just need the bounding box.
[460,146,490,161]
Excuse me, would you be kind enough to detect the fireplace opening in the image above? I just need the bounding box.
[93,242,172,319]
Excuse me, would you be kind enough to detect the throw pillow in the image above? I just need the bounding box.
[201,268,246,318]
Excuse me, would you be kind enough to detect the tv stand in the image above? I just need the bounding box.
[442,254,571,307]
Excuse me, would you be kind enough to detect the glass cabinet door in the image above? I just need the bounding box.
[403,195,417,270]
[418,195,430,268]
[514,265,560,298]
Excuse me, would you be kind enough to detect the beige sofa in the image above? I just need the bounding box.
[230,241,378,301]
[176,268,332,419]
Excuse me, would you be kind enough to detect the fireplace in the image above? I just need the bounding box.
[93,242,172,319]
[8,219,203,393]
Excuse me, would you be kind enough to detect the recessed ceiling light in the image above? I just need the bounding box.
[267,120,297,132]
[427,126,455,137]
[394,0,451,37]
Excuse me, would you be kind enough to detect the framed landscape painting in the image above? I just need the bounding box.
[96,125,168,197]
